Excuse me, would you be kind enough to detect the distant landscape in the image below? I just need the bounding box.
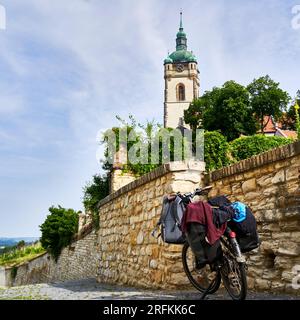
[0,237,39,249]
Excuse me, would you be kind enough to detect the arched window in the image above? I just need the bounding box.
[177,84,185,101]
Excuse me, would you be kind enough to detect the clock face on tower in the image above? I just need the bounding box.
[176,64,184,72]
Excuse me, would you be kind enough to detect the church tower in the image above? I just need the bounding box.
[164,13,200,128]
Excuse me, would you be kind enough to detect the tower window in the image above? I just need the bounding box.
[177,84,185,101]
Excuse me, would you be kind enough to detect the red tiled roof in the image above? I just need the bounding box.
[260,116,297,139]
[279,130,297,139]
[262,116,276,133]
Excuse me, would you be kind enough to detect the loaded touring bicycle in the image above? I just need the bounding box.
[152,186,260,300]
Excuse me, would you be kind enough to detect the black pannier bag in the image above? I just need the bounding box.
[228,206,260,253]
[185,223,223,268]
[153,195,186,244]
[209,195,260,253]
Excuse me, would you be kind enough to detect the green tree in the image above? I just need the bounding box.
[185,81,258,141]
[247,75,290,132]
[230,135,292,161]
[40,206,79,260]
[83,174,110,228]
[184,98,207,130]
[202,131,230,171]
[16,240,25,249]
[203,81,258,141]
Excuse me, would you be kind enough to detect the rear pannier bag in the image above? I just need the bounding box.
[155,195,186,244]
[228,206,260,253]
[185,223,223,267]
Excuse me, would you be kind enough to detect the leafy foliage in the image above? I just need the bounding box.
[101,116,189,176]
[184,81,258,141]
[247,75,290,131]
[40,206,79,260]
[184,76,291,141]
[17,240,25,249]
[202,131,230,171]
[183,98,207,130]
[0,243,45,267]
[230,134,292,161]
[82,174,110,228]
[294,97,300,140]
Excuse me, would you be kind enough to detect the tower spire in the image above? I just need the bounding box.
[180,11,183,30]
[176,11,187,51]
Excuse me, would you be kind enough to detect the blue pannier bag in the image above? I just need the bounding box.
[229,203,260,253]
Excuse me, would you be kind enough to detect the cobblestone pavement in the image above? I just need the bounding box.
[0,279,299,300]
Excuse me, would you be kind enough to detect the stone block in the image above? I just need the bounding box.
[218,185,232,195]
[169,180,195,193]
[242,178,257,193]
[271,169,285,184]
[244,191,261,201]
[286,166,300,182]
[151,247,160,259]
[281,271,296,282]
[279,221,300,232]
[255,278,270,290]
[256,174,273,188]
[169,273,190,285]
[173,171,201,183]
[168,161,188,171]
[270,281,286,291]
[232,183,242,193]
[149,259,158,269]
[261,223,280,232]
[247,276,255,289]
[277,244,300,257]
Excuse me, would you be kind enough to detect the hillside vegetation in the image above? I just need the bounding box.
[0,243,45,267]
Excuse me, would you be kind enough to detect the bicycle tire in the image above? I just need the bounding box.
[221,260,247,300]
[182,242,221,294]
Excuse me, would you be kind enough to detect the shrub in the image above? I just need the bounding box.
[40,206,79,260]
[0,243,45,267]
[230,134,292,161]
[203,131,231,171]
[83,175,110,229]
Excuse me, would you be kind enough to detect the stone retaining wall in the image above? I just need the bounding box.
[97,160,205,289]
[2,142,299,295]
[0,231,98,287]
[206,141,300,293]
[96,142,300,294]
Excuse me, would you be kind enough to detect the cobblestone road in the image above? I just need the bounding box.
[0,279,299,300]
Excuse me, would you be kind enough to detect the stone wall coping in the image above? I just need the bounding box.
[208,140,300,182]
[1,252,48,270]
[98,160,205,208]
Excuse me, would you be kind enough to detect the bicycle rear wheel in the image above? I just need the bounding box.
[220,256,247,300]
[182,242,221,294]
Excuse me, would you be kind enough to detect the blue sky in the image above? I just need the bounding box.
[0,0,299,237]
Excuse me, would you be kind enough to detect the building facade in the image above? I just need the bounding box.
[164,13,200,128]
